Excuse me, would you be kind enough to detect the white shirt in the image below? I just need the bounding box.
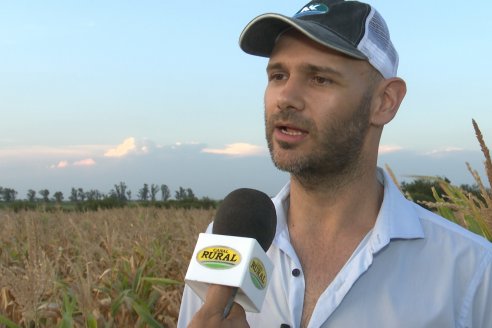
[178,169,492,328]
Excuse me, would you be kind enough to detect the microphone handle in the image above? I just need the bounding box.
[222,287,239,318]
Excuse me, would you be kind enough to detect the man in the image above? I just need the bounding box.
[178,1,492,327]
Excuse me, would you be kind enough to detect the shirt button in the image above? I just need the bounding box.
[292,268,301,277]
[280,324,291,328]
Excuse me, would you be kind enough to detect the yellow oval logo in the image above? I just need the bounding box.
[197,246,241,269]
[249,258,267,289]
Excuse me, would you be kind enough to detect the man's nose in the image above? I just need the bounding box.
[276,78,305,112]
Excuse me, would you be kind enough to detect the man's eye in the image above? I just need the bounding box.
[313,76,332,85]
[269,73,286,81]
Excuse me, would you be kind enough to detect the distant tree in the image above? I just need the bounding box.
[11,189,18,201]
[401,177,450,210]
[39,189,50,202]
[459,183,489,202]
[78,188,86,202]
[1,188,17,202]
[138,183,149,201]
[175,187,187,201]
[112,182,127,202]
[85,190,94,201]
[86,189,102,201]
[27,189,36,202]
[69,188,78,202]
[53,191,64,203]
[175,186,196,201]
[199,196,217,209]
[161,184,170,201]
[186,188,196,201]
[126,190,132,201]
[150,184,159,202]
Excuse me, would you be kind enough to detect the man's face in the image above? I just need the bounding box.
[264,30,377,180]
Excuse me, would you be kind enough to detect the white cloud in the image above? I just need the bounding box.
[50,158,96,169]
[425,147,464,156]
[104,137,137,158]
[171,141,202,150]
[51,160,69,169]
[103,137,157,158]
[74,158,96,167]
[378,145,402,154]
[202,143,266,157]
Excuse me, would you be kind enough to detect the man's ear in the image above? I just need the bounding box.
[371,77,407,127]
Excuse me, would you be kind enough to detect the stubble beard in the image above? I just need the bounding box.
[265,92,372,190]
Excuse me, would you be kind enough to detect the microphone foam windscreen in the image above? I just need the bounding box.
[212,188,277,252]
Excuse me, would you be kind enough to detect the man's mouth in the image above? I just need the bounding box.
[272,124,309,145]
[278,125,308,136]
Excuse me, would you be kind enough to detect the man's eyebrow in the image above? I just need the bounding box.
[266,62,283,72]
[302,63,343,77]
[266,62,343,77]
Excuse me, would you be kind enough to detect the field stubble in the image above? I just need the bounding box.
[0,207,214,327]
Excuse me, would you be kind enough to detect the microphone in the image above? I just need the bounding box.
[212,188,277,251]
[184,188,277,314]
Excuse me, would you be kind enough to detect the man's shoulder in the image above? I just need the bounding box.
[381,167,491,253]
[410,201,492,253]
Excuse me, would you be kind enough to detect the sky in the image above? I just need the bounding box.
[1,0,491,200]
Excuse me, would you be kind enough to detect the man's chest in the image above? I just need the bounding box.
[247,236,465,328]
[293,238,362,327]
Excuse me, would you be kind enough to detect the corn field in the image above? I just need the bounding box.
[0,208,213,327]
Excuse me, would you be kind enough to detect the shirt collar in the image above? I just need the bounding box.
[370,168,425,253]
[270,167,425,251]
[271,182,292,247]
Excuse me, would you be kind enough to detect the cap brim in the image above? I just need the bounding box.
[239,13,367,60]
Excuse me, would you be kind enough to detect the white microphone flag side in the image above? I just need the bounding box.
[184,233,273,312]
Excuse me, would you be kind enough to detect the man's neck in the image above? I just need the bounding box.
[288,167,383,237]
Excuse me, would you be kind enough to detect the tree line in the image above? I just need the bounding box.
[0,182,197,202]
[0,182,216,211]
[0,178,486,212]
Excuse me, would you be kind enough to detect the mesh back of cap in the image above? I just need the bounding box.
[357,8,398,78]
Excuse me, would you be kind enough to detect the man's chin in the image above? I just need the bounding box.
[268,144,312,173]
[271,155,306,175]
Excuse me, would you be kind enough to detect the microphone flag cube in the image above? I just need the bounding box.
[184,233,273,312]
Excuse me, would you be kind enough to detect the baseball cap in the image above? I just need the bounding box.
[239,0,399,79]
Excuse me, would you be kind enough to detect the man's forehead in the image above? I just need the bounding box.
[268,31,379,81]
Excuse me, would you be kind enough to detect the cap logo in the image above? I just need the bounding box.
[294,3,329,18]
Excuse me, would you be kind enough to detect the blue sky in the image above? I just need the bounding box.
[1,1,491,200]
